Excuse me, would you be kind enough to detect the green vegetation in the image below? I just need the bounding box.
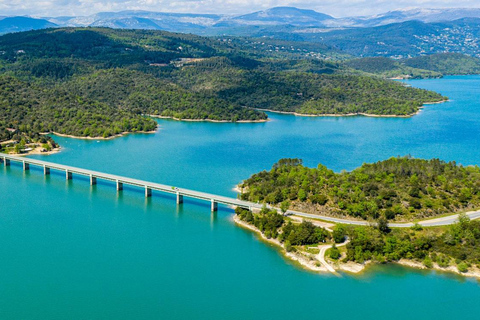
[402,53,480,75]
[0,27,447,151]
[239,157,480,221]
[345,54,480,79]
[235,207,330,249]
[345,57,442,79]
[343,214,480,273]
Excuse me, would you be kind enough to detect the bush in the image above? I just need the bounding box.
[285,240,293,252]
[457,262,469,273]
[423,256,433,268]
[329,245,341,260]
[333,224,347,243]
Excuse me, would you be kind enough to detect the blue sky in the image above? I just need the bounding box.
[1,0,480,17]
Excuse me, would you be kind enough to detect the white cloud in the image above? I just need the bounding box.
[0,0,480,17]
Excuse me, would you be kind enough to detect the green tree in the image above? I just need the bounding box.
[329,244,341,260]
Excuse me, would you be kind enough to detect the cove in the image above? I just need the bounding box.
[1,76,480,319]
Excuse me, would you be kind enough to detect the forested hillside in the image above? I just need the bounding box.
[402,53,480,75]
[239,157,480,221]
[345,54,480,79]
[0,28,447,153]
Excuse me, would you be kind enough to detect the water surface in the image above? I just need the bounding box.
[1,76,480,319]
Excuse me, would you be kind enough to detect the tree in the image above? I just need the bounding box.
[280,200,290,215]
[457,262,468,273]
[377,217,390,234]
[333,224,347,243]
[284,240,293,252]
[329,244,341,260]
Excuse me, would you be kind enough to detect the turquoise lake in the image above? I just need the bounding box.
[1,76,480,319]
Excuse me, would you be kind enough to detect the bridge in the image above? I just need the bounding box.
[1,153,478,227]
[0,153,264,213]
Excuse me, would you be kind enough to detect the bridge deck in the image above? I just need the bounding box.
[0,153,262,210]
[1,153,474,227]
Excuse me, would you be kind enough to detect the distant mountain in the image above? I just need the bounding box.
[302,18,480,58]
[47,11,222,33]
[323,8,480,27]
[2,7,480,35]
[222,7,333,27]
[0,17,56,35]
[2,7,480,58]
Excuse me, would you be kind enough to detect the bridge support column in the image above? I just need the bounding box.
[43,165,50,175]
[90,175,97,186]
[66,170,72,180]
[2,157,9,166]
[23,161,29,171]
[176,192,183,204]
[145,187,152,197]
[116,180,123,191]
[211,199,218,212]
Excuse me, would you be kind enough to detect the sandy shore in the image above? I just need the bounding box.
[233,215,329,272]
[255,100,448,119]
[396,259,480,279]
[8,147,61,157]
[49,129,158,141]
[148,114,269,123]
[233,215,480,278]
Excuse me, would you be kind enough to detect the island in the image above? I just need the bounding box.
[235,157,480,277]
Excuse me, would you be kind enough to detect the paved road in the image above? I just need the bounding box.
[286,208,480,228]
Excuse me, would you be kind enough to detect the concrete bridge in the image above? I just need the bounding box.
[0,153,264,213]
[1,153,477,227]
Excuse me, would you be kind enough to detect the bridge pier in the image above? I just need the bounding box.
[43,165,50,175]
[211,199,218,212]
[145,186,152,197]
[116,180,123,191]
[176,192,183,204]
[23,161,29,171]
[66,170,72,180]
[2,157,10,166]
[90,175,97,186]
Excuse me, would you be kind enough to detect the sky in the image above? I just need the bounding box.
[1,0,480,18]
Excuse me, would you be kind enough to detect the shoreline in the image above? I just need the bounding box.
[4,128,159,156]
[8,147,62,157]
[233,215,480,279]
[255,99,448,119]
[233,215,329,272]
[147,114,269,123]
[49,129,158,141]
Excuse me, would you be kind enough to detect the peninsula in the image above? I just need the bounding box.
[236,157,480,277]
[0,28,447,154]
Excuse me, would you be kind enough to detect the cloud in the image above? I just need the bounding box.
[1,0,480,17]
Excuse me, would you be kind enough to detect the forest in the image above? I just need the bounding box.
[341,213,480,273]
[345,53,480,79]
[239,157,480,221]
[0,27,448,151]
[236,205,480,273]
[235,207,330,252]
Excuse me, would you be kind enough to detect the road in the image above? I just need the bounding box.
[2,153,478,227]
[286,208,480,228]
[317,239,350,273]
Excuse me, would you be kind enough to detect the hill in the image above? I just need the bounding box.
[0,17,57,35]
[310,19,480,58]
[0,28,446,153]
[344,53,480,78]
[402,53,480,75]
[239,157,480,222]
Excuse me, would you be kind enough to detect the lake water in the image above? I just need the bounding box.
[1,76,480,319]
